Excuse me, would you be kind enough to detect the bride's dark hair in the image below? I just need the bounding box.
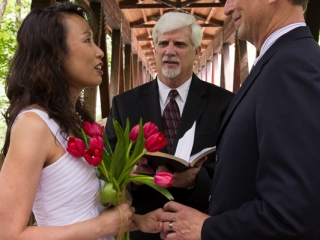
[2,1,94,156]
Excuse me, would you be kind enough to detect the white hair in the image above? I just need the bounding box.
[152,12,203,48]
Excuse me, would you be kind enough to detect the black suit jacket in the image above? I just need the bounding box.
[106,74,234,239]
[202,27,320,239]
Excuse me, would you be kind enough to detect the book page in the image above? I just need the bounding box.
[189,146,216,162]
[174,121,196,163]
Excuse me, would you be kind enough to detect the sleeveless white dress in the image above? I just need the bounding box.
[16,109,114,240]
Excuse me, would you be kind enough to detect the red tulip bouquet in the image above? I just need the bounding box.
[66,119,173,240]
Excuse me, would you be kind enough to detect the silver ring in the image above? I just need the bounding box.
[168,221,173,231]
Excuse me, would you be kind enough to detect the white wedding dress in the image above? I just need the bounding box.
[16,109,114,240]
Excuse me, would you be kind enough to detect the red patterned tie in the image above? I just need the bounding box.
[162,90,180,154]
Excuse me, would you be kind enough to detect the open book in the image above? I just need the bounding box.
[144,121,216,172]
[145,146,216,172]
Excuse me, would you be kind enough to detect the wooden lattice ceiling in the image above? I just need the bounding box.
[103,0,234,75]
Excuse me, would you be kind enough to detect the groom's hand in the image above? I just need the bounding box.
[159,201,210,240]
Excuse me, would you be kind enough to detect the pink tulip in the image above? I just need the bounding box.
[143,122,158,139]
[84,147,102,166]
[89,136,104,150]
[129,124,140,142]
[154,172,173,188]
[66,137,85,158]
[83,122,103,137]
[145,132,166,152]
[92,122,103,137]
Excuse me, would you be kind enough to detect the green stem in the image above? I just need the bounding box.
[112,177,121,192]
[122,175,153,186]
[100,160,110,181]
[126,141,132,161]
[117,149,147,186]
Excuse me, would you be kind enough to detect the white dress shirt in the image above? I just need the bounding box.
[157,77,192,116]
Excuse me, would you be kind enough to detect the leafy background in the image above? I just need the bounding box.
[0,0,32,148]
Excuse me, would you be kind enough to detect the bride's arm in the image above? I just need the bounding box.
[0,113,133,240]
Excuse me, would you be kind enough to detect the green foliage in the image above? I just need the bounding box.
[0,0,31,149]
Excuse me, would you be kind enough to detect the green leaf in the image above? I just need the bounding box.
[102,148,112,172]
[102,124,113,156]
[113,119,125,143]
[123,118,130,162]
[110,138,125,181]
[124,175,174,201]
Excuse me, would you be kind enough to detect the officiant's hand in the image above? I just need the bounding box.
[130,157,154,187]
[157,157,207,188]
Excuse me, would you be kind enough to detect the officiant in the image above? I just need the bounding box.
[105,11,234,240]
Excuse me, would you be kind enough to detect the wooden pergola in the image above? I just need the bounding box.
[31,0,320,121]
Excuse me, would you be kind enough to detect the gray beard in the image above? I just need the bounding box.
[162,66,181,78]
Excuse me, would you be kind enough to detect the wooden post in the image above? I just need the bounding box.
[233,36,241,93]
[124,44,131,91]
[138,61,143,85]
[305,0,320,42]
[110,29,121,101]
[119,44,124,94]
[132,54,138,88]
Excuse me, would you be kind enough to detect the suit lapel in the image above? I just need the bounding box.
[217,27,312,145]
[138,80,165,132]
[174,75,208,153]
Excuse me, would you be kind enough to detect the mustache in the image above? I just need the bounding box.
[162,56,180,63]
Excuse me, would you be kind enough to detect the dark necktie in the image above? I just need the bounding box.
[162,90,180,154]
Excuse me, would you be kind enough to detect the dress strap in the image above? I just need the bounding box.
[16,109,68,149]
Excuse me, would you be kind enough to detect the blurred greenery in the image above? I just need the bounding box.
[0,0,31,149]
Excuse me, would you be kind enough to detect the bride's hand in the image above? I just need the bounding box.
[131,208,164,233]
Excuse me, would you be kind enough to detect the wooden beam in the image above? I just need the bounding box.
[103,0,131,44]
[132,23,220,28]
[119,2,224,9]
[137,34,214,41]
